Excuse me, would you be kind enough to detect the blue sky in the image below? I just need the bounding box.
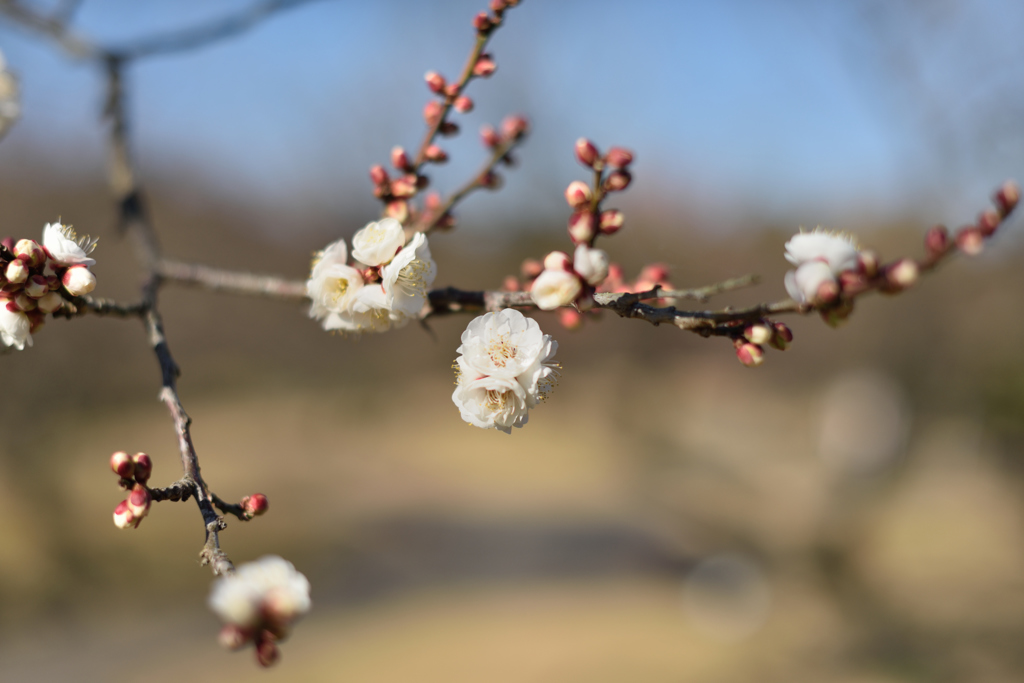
[0,0,1020,234]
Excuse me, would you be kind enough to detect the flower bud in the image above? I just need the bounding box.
[385,200,409,224]
[502,275,520,291]
[956,226,983,255]
[520,258,543,280]
[736,343,764,368]
[838,270,867,295]
[62,266,96,296]
[439,121,459,137]
[567,211,596,245]
[604,170,632,192]
[473,11,492,31]
[490,0,509,11]
[924,225,949,257]
[769,322,793,351]
[573,244,609,285]
[977,209,1000,237]
[858,249,880,278]
[219,624,251,651]
[112,500,135,529]
[744,324,772,345]
[453,95,474,113]
[391,146,411,172]
[13,239,45,267]
[994,180,1020,218]
[564,180,592,209]
[424,145,448,163]
[369,164,389,186]
[110,451,134,479]
[13,293,36,312]
[473,54,497,77]
[132,452,152,484]
[815,279,840,304]
[531,269,582,310]
[574,138,599,167]
[599,209,625,235]
[480,171,502,190]
[559,308,584,330]
[127,484,151,520]
[543,251,572,272]
[390,178,416,199]
[255,634,280,668]
[500,115,529,141]
[241,493,269,518]
[820,300,854,327]
[605,147,634,169]
[424,70,446,94]
[36,291,64,314]
[480,124,500,148]
[24,274,48,299]
[423,100,443,125]
[5,258,27,284]
[0,237,13,253]
[638,263,670,284]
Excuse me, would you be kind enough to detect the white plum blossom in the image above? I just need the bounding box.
[573,244,609,286]
[452,309,559,432]
[782,229,860,304]
[381,231,437,319]
[209,555,311,631]
[351,218,405,267]
[307,239,369,330]
[329,284,394,333]
[42,222,97,267]
[530,269,582,310]
[0,307,31,350]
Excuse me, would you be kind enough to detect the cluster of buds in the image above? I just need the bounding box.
[110,451,153,529]
[368,153,427,225]
[921,180,1020,261]
[472,0,520,37]
[567,138,634,245]
[527,245,608,312]
[0,222,98,350]
[734,321,794,368]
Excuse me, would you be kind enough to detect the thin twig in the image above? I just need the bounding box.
[159,259,307,300]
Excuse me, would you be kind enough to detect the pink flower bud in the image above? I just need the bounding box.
[423,100,443,125]
[502,275,520,291]
[955,227,983,256]
[480,171,502,190]
[543,251,572,272]
[574,138,599,167]
[110,451,134,479]
[567,211,596,245]
[480,124,500,148]
[857,249,880,278]
[36,291,64,314]
[473,54,497,77]
[744,324,772,345]
[24,275,48,299]
[62,266,96,296]
[473,11,492,31]
[255,634,280,668]
[500,115,529,141]
[13,293,36,312]
[425,192,442,211]
[444,83,460,99]
[736,343,764,368]
[924,225,949,257]
[605,147,634,169]
[559,308,584,330]
[241,493,269,518]
[391,146,411,172]
[14,239,45,267]
[0,237,13,253]
[769,322,793,351]
[564,181,592,209]
[490,0,509,11]
[520,258,543,280]
[815,279,840,304]
[390,178,417,198]
[5,259,27,284]
[604,170,632,192]
[112,500,135,529]
[385,200,409,224]
[131,452,152,484]
[369,164,389,186]
[219,624,251,651]
[977,209,1000,237]
[994,180,1020,218]
[638,264,670,284]
[599,209,625,235]
[424,145,448,163]
[838,270,867,295]
[886,258,919,289]
[127,484,151,519]
[424,71,446,94]
[453,95,474,113]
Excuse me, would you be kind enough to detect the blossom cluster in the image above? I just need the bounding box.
[110,451,153,529]
[1,222,98,351]
[783,229,864,305]
[209,555,312,667]
[307,218,437,334]
[529,244,610,311]
[452,308,559,433]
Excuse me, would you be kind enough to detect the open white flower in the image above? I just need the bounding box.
[784,229,859,272]
[573,244,609,286]
[324,284,393,333]
[307,239,365,325]
[382,232,437,318]
[530,269,582,310]
[351,218,405,267]
[452,309,559,432]
[784,260,835,304]
[42,222,97,267]
[0,307,31,350]
[209,555,311,630]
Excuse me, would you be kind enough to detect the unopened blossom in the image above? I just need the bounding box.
[0,307,31,350]
[530,269,581,310]
[42,222,97,267]
[351,218,405,267]
[573,244,609,286]
[452,309,559,432]
[381,232,437,318]
[306,239,366,328]
[783,229,859,304]
[62,265,96,296]
[209,555,311,631]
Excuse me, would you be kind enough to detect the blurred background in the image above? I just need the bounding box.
[1,0,1024,681]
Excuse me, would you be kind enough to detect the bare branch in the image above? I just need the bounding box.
[0,0,98,58]
[159,259,307,300]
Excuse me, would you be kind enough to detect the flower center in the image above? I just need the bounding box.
[328,277,349,304]
[398,258,430,297]
[485,336,517,367]
[485,389,510,410]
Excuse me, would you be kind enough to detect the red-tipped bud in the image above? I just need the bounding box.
[574,138,599,167]
[605,147,634,169]
[638,263,670,284]
[439,121,459,137]
[424,70,446,94]
[391,146,411,172]
[543,251,573,272]
[559,308,584,330]
[444,83,460,99]
[127,484,151,519]
[564,180,592,209]
[385,200,409,224]
[769,322,793,351]
[453,95,474,113]
[0,237,13,253]
[857,249,880,278]
[5,259,27,284]
[736,343,765,368]
[480,124,500,148]
[815,279,840,304]
[604,170,632,192]
[599,209,625,235]
[24,275,48,299]
[424,145,448,163]
[62,266,96,296]
[956,227,983,256]
[567,211,596,245]
[241,493,269,519]
[219,624,251,651]
[13,239,45,267]
[502,275,520,291]
[425,192,442,211]
[131,452,152,484]
[112,500,135,529]
[478,171,501,190]
[744,324,772,345]
[500,115,529,141]
[838,270,867,295]
[886,258,919,289]
[13,293,36,312]
[994,180,1020,218]
[423,100,443,125]
[820,300,854,327]
[255,634,280,668]
[977,209,1000,237]
[390,178,417,198]
[490,0,509,11]
[521,258,543,280]
[36,291,63,314]
[473,11,492,31]
[473,54,497,78]
[369,164,389,186]
[110,451,135,479]
[924,225,949,256]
